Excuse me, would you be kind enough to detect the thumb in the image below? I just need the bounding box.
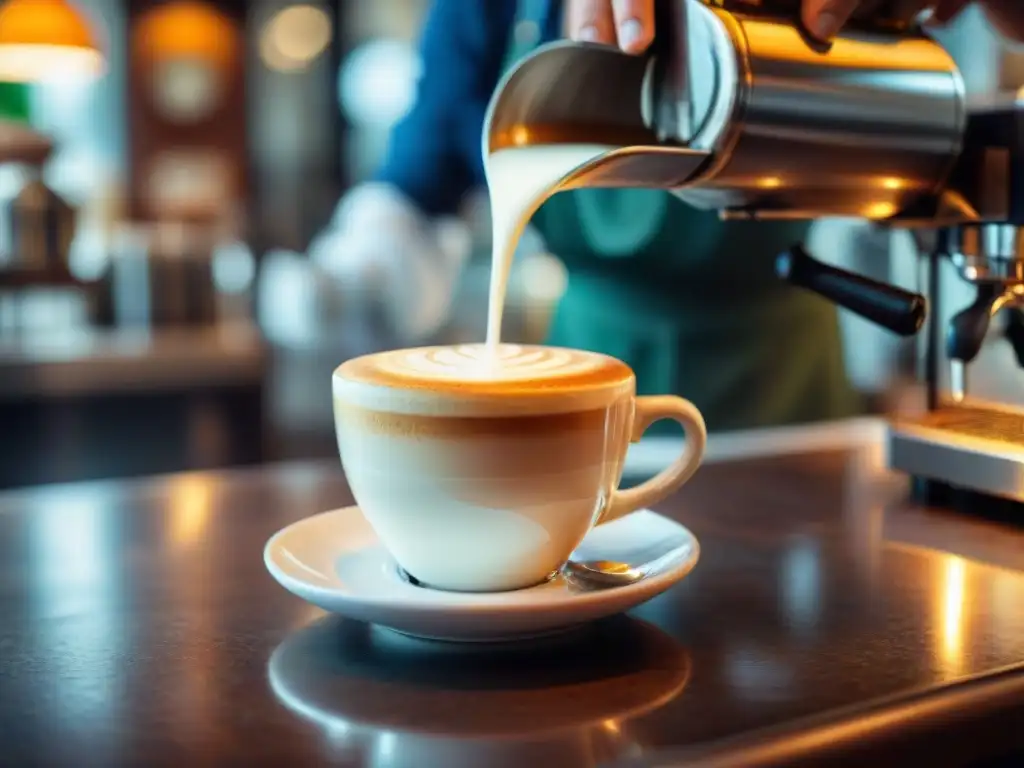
[802,0,862,41]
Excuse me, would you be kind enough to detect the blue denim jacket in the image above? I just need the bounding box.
[374,0,560,216]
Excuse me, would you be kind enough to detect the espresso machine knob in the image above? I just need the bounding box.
[776,245,927,337]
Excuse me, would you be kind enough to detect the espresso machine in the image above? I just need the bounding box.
[485,0,1024,511]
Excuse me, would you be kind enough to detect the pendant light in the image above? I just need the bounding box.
[0,0,104,83]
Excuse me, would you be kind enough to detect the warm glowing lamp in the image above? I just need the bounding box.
[0,0,105,83]
[133,1,237,70]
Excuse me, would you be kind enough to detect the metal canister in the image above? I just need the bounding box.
[6,174,76,272]
[646,0,968,219]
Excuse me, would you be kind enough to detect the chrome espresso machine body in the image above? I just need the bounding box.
[485,0,1024,510]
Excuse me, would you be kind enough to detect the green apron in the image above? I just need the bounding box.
[503,8,863,433]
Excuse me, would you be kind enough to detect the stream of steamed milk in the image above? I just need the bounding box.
[483,145,612,353]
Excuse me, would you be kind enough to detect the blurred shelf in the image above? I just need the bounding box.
[0,322,267,400]
[0,265,90,289]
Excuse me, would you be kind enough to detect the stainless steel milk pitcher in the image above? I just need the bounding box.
[484,0,968,223]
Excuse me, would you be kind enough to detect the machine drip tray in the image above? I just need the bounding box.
[890,405,1024,506]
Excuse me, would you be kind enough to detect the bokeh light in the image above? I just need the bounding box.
[338,39,421,127]
[260,4,332,73]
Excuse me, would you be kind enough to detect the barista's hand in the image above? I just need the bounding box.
[803,1,1024,42]
[802,0,926,40]
[566,0,655,54]
[309,184,470,342]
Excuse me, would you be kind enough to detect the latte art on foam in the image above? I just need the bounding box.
[335,344,633,414]
[384,344,603,382]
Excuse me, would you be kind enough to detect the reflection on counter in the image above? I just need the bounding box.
[939,556,967,680]
[167,473,215,549]
[23,481,124,734]
[268,614,690,768]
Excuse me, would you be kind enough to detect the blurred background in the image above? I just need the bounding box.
[1,0,1023,489]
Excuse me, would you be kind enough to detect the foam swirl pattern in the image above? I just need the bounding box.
[334,344,634,417]
[381,344,608,381]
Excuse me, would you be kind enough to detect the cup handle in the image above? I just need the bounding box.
[600,396,707,524]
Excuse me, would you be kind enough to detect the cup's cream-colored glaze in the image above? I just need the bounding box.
[335,399,633,592]
[333,344,707,593]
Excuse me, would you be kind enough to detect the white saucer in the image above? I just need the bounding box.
[264,506,700,642]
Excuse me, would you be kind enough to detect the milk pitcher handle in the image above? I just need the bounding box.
[601,396,707,524]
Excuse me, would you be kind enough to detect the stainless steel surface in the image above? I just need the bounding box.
[951,224,1024,283]
[564,555,672,589]
[107,226,220,329]
[566,559,646,588]
[890,405,1024,502]
[948,286,1022,401]
[485,1,966,221]
[643,0,733,149]
[676,9,965,220]
[4,175,76,273]
[564,527,699,590]
[485,43,712,191]
[950,360,968,403]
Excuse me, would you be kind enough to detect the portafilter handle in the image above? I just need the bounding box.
[777,245,927,337]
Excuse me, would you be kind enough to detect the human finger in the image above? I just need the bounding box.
[566,0,617,45]
[801,0,863,41]
[611,0,655,54]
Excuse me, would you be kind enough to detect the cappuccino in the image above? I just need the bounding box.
[334,344,636,592]
[333,343,705,593]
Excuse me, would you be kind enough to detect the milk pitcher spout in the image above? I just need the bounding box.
[483,37,712,192]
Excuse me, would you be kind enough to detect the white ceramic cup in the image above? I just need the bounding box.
[333,344,706,592]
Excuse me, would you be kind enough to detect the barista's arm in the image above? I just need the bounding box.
[373,0,517,216]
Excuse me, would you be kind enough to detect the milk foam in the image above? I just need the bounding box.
[373,343,607,382]
[483,144,613,347]
[333,344,633,417]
